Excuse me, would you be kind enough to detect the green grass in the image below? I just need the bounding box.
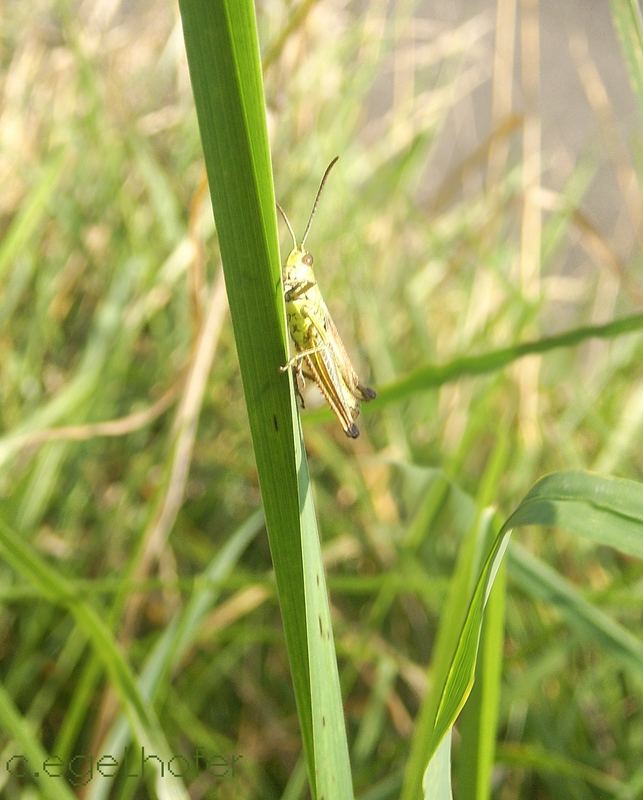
[1,1,642,799]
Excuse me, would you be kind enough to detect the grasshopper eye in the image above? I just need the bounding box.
[303,253,313,266]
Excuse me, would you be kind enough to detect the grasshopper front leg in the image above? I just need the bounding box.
[279,343,326,372]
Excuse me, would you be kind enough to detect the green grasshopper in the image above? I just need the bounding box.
[277,157,376,438]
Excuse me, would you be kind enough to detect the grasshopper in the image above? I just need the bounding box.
[277,157,376,438]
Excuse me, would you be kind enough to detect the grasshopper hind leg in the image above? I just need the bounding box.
[345,422,360,439]
[357,383,376,401]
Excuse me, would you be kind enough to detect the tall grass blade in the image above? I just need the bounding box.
[178,2,353,796]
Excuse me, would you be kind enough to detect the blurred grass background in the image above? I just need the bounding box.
[1,1,642,798]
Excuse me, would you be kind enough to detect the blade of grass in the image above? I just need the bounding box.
[497,742,628,795]
[609,0,643,115]
[85,510,264,800]
[0,256,139,472]
[401,471,643,800]
[456,429,510,800]
[0,684,78,800]
[304,312,643,422]
[509,542,643,675]
[0,517,189,800]
[456,563,506,800]
[373,312,643,406]
[0,150,67,283]
[401,505,499,800]
[178,3,353,796]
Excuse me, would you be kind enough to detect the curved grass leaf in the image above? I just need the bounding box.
[0,517,189,800]
[400,471,643,800]
[304,312,643,422]
[0,683,78,800]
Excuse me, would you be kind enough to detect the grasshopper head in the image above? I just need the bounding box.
[284,247,315,285]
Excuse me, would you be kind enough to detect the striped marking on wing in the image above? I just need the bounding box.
[304,346,360,438]
[309,300,376,403]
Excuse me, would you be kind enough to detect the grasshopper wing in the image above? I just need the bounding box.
[312,302,377,403]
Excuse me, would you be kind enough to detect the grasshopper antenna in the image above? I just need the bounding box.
[301,156,339,247]
[276,203,297,251]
